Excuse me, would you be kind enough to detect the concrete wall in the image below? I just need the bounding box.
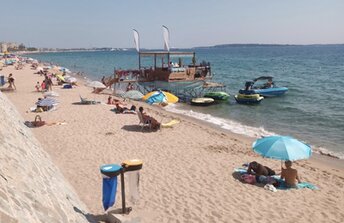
[0,92,91,223]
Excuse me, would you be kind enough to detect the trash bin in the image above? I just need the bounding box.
[100,164,123,211]
[122,159,143,204]
[0,75,5,86]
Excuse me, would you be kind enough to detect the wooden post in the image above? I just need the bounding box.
[120,170,126,214]
[138,53,141,69]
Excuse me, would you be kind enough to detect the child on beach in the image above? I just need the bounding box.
[35,81,40,92]
[41,81,46,91]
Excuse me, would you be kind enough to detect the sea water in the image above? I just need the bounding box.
[26,45,344,158]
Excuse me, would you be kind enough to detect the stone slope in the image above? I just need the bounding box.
[0,92,91,223]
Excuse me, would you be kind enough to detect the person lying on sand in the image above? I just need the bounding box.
[281,160,301,188]
[25,119,66,128]
[247,161,276,177]
[139,106,160,129]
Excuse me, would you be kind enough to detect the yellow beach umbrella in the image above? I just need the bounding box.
[56,74,65,82]
[143,90,179,103]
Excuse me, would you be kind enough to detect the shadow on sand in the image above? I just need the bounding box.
[121,125,157,133]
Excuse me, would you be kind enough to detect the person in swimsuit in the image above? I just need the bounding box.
[281,160,301,188]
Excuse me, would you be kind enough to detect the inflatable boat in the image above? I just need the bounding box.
[235,92,264,104]
[203,91,230,101]
[190,97,215,106]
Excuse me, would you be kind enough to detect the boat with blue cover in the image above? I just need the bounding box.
[251,76,288,97]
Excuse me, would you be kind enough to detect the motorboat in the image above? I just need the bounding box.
[251,76,288,97]
[203,91,230,101]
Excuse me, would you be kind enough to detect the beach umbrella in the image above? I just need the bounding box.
[145,91,167,105]
[252,136,312,161]
[36,98,58,107]
[43,91,59,97]
[56,74,65,82]
[86,81,106,89]
[122,90,144,100]
[143,90,179,104]
[65,77,77,84]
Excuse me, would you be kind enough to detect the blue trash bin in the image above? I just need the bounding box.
[100,164,123,211]
[0,76,5,86]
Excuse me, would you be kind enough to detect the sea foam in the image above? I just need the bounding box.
[164,104,344,159]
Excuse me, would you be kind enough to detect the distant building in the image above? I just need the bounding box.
[0,42,19,52]
[0,42,7,53]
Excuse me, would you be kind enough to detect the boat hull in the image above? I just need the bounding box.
[253,87,288,97]
[235,94,264,105]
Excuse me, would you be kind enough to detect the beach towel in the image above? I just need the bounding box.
[161,119,180,128]
[275,179,319,190]
[233,167,318,190]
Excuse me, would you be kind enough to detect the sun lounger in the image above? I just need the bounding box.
[80,96,100,105]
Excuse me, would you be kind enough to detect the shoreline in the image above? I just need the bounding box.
[17,53,344,160]
[19,53,344,160]
[2,59,344,222]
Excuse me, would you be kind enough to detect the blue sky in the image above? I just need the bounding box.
[1,0,343,48]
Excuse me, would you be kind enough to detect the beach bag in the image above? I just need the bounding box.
[32,115,45,127]
[35,107,44,113]
[241,174,256,184]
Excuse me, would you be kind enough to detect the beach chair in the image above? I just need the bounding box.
[137,112,152,131]
[79,96,99,105]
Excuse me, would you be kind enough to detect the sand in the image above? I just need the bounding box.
[2,64,344,223]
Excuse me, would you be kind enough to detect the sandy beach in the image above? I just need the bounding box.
[2,64,344,223]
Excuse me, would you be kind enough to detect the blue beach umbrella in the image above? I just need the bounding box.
[145,91,167,105]
[252,136,312,161]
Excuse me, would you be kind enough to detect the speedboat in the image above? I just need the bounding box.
[251,76,288,97]
[203,91,230,101]
[235,81,264,105]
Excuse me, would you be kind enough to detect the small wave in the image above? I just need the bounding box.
[164,104,275,138]
[164,104,344,159]
[313,146,344,159]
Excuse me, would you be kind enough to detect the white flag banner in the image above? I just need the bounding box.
[162,25,170,51]
[133,29,140,52]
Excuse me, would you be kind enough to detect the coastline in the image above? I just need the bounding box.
[21,50,344,160]
[2,62,344,222]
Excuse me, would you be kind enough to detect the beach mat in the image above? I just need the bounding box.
[233,167,318,190]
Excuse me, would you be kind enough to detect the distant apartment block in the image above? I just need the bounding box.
[0,42,19,52]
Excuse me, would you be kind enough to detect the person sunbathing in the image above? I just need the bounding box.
[138,106,160,129]
[281,160,301,188]
[247,161,276,177]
